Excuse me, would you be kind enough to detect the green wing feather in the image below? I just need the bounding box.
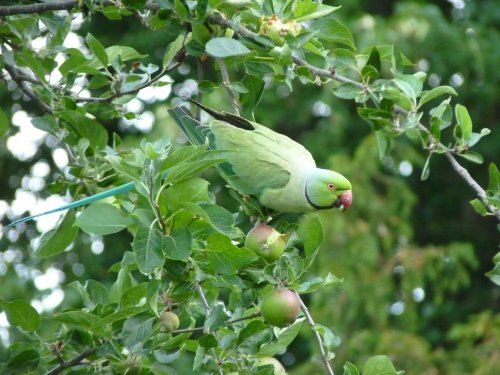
[168,102,316,197]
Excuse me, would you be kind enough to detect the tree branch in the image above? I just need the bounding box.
[4,63,53,114]
[45,347,97,375]
[0,1,160,16]
[295,292,334,375]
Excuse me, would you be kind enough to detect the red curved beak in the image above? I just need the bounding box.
[339,190,352,210]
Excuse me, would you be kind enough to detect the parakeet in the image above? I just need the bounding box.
[3,101,352,230]
[170,101,352,213]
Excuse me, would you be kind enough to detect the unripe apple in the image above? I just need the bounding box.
[255,357,287,375]
[159,311,180,333]
[245,223,286,262]
[261,288,300,327]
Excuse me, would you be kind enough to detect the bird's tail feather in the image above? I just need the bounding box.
[3,182,135,231]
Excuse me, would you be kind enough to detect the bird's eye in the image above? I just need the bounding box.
[327,183,335,191]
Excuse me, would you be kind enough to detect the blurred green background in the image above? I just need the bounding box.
[0,1,498,374]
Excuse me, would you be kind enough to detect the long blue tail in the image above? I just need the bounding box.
[2,182,135,231]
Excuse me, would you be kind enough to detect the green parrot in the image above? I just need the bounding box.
[3,101,352,230]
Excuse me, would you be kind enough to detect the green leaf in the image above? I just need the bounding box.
[297,273,342,294]
[0,300,40,332]
[60,110,108,149]
[421,154,432,181]
[458,151,483,164]
[418,86,457,108]
[205,37,252,58]
[34,210,79,258]
[86,33,109,66]
[375,131,392,159]
[174,0,188,22]
[298,214,323,268]
[163,228,193,261]
[293,0,341,22]
[31,115,58,133]
[0,107,8,136]
[455,104,473,143]
[258,318,305,356]
[488,163,500,193]
[93,306,147,328]
[133,225,165,274]
[15,51,47,83]
[240,74,265,120]
[486,252,500,286]
[161,177,210,210]
[393,78,416,104]
[469,199,488,217]
[363,355,398,375]
[105,45,148,63]
[163,34,186,69]
[238,320,268,345]
[343,362,360,375]
[53,310,100,328]
[199,334,218,348]
[310,17,355,49]
[122,316,154,347]
[7,349,39,371]
[165,150,233,183]
[75,203,132,235]
[205,234,258,275]
[333,83,363,99]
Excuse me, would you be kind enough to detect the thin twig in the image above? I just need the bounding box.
[74,61,181,103]
[218,58,240,115]
[394,106,500,220]
[195,283,224,375]
[295,292,334,375]
[45,347,97,375]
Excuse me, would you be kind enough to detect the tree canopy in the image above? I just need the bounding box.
[0,1,498,374]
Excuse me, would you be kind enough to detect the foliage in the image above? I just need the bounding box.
[0,0,498,374]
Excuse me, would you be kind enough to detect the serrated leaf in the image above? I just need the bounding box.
[419,85,457,108]
[75,203,132,235]
[240,74,265,120]
[206,37,251,58]
[133,225,165,274]
[86,33,108,66]
[0,300,40,332]
[34,210,79,258]
[161,177,210,210]
[393,78,416,104]
[31,115,58,133]
[363,355,398,375]
[298,214,323,267]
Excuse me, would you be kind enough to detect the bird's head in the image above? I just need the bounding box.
[305,168,352,211]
